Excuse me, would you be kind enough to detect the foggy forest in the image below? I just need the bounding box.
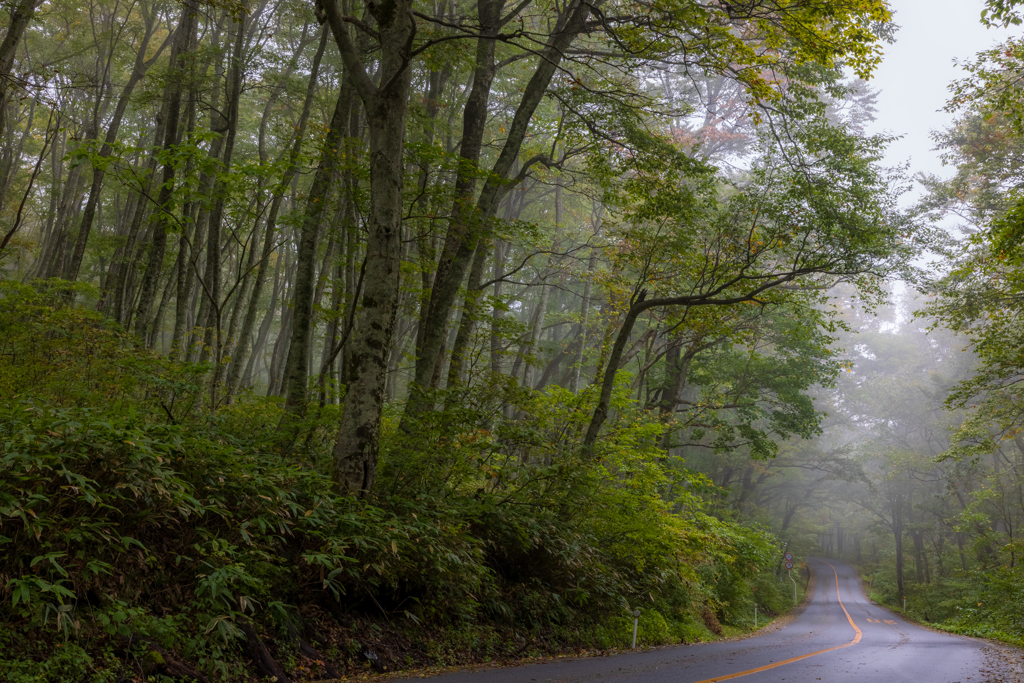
[3,0,1024,680]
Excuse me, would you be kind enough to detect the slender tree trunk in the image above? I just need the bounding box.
[894,518,905,601]
[408,0,597,408]
[407,0,503,408]
[447,239,489,387]
[278,85,351,428]
[570,248,598,393]
[170,96,200,359]
[911,530,925,583]
[206,15,247,387]
[522,281,550,389]
[33,122,64,266]
[582,298,644,452]
[0,96,33,204]
[36,160,86,280]
[267,252,296,396]
[243,252,284,388]
[226,28,328,397]
[0,0,40,143]
[97,120,160,318]
[63,14,169,283]
[134,1,197,342]
[488,238,508,374]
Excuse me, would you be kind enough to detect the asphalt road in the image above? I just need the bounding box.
[428,558,1020,683]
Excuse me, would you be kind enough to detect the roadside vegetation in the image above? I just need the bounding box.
[1,282,806,680]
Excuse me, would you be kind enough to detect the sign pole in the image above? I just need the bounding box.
[783,552,796,602]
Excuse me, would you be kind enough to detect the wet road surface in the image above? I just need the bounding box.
[428,558,1018,682]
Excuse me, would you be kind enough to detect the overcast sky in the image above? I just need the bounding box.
[870,0,1012,201]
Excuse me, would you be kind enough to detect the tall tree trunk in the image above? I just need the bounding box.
[911,530,926,583]
[894,517,905,602]
[570,248,598,393]
[0,96,33,204]
[226,28,327,397]
[408,0,597,410]
[36,160,87,280]
[407,0,503,409]
[0,0,40,143]
[267,251,295,396]
[203,13,246,392]
[170,97,200,360]
[447,239,489,388]
[489,238,505,374]
[97,120,160,318]
[522,281,550,390]
[278,84,351,430]
[134,0,197,343]
[243,251,284,388]
[63,12,171,283]
[323,0,416,496]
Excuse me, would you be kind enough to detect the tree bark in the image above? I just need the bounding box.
[242,251,283,388]
[323,0,416,496]
[63,10,171,283]
[278,84,351,429]
[408,0,598,409]
[202,13,246,382]
[408,0,503,401]
[133,0,197,343]
[447,239,489,388]
[0,0,39,143]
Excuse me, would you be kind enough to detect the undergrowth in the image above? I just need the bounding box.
[0,282,796,681]
[862,559,1024,648]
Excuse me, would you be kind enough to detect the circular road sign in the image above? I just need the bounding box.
[784,552,793,561]
[785,561,793,570]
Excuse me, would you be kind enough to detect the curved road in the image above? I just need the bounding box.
[429,558,1019,683]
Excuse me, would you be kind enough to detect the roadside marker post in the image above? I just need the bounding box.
[632,609,640,649]
[783,553,797,602]
[754,604,757,628]
[903,597,906,613]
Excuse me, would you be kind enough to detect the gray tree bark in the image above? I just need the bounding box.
[225,28,326,397]
[133,0,198,343]
[0,0,40,143]
[63,8,172,283]
[407,0,598,413]
[278,84,352,430]
[323,0,416,496]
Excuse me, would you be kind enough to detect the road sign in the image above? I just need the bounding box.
[785,561,793,570]
[784,552,793,561]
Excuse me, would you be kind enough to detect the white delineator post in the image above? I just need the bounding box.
[632,609,640,649]
[754,604,758,628]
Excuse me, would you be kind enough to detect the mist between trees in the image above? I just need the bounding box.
[3,0,1018,679]
[801,6,1024,643]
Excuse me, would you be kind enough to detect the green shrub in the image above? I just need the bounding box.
[0,284,795,676]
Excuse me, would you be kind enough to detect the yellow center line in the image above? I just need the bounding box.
[826,561,862,645]
[688,563,860,683]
